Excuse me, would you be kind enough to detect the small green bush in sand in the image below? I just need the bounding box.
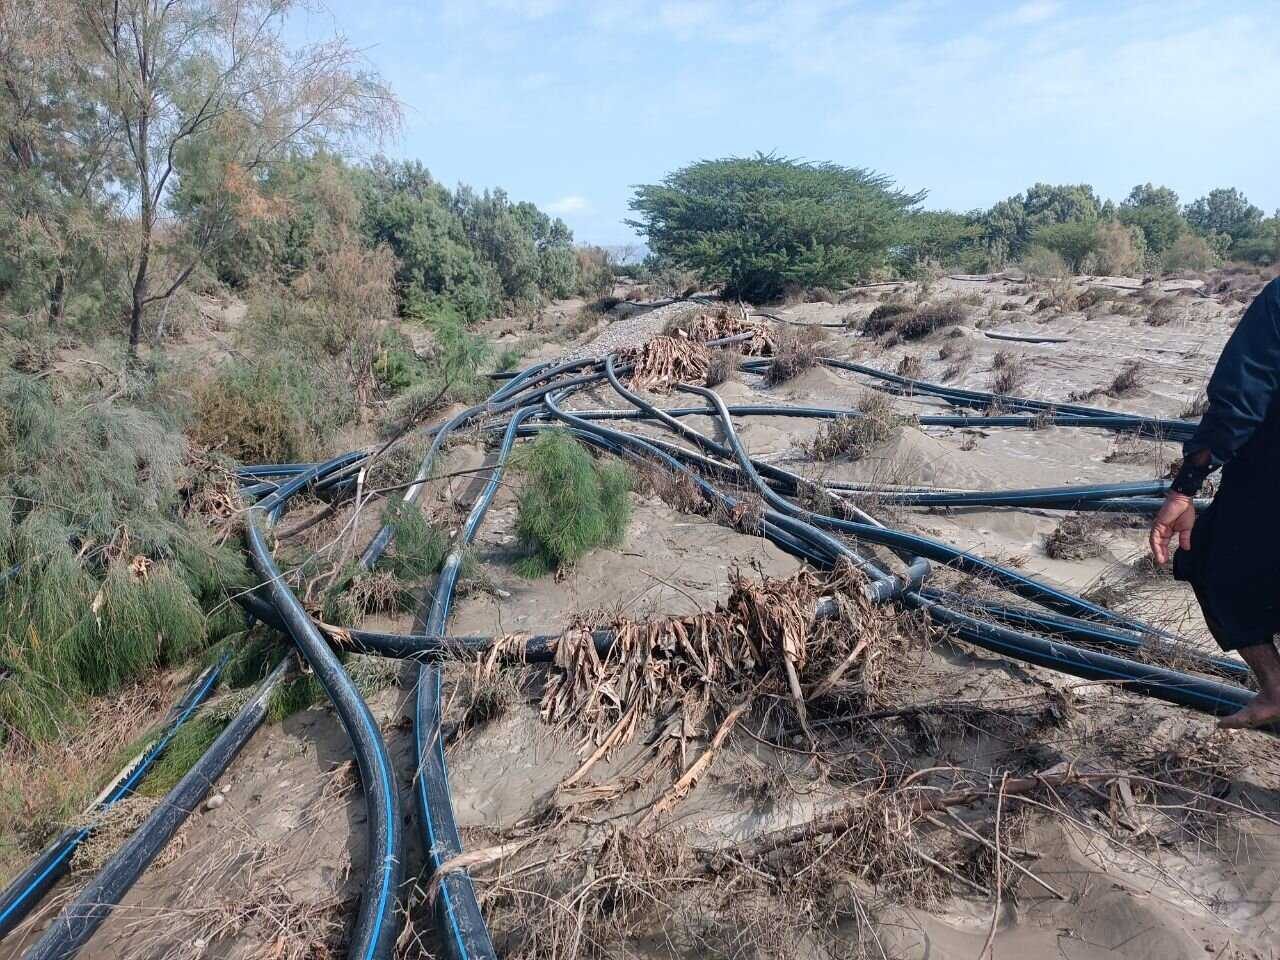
[513,430,632,576]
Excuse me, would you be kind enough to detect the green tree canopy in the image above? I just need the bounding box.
[1184,187,1264,242]
[979,183,1104,259]
[1119,183,1186,254]
[628,155,923,302]
[1032,220,1103,272]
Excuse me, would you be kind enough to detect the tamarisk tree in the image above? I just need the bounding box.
[83,0,397,355]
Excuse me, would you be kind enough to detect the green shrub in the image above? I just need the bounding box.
[378,500,450,581]
[190,353,355,463]
[495,346,525,373]
[1020,245,1070,279]
[628,154,923,302]
[1162,233,1220,273]
[373,327,428,395]
[1119,184,1186,255]
[0,372,248,742]
[513,430,632,576]
[979,183,1104,259]
[1032,220,1102,272]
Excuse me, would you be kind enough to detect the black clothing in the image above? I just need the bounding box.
[1172,278,1280,650]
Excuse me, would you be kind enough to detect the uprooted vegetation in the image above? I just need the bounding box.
[454,554,1278,959]
[803,391,907,462]
[763,327,823,385]
[661,304,777,356]
[863,299,966,341]
[618,335,711,391]
[512,429,633,577]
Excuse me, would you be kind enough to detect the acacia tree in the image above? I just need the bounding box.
[83,0,398,355]
[629,155,922,302]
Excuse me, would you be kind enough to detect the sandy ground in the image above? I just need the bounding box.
[6,271,1280,959]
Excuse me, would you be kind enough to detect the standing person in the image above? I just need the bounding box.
[1150,277,1280,729]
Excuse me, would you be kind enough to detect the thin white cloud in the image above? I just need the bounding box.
[1011,1,1062,24]
[546,194,590,215]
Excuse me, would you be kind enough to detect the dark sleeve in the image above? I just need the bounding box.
[1184,277,1280,468]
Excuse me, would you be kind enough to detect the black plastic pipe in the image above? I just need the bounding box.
[410,409,537,960]
[245,476,402,960]
[21,657,291,960]
[0,656,226,943]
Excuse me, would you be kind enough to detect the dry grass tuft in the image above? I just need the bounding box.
[862,302,914,336]
[1044,513,1106,561]
[1146,296,1180,327]
[896,354,923,379]
[988,352,1028,395]
[1179,392,1210,419]
[71,795,163,873]
[763,328,820,385]
[865,300,965,341]
[803,392,905,462]
[1108,360,1145,396]
[705,346,741,387]
[1069,360,1146,403]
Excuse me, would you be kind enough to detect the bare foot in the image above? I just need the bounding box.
[1218,696,1280,729]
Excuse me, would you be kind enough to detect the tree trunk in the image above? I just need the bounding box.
[48,270,66,329]
[128,239,149,356]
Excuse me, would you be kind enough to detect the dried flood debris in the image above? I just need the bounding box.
[1044,513,1106,561]
[803,391,906,462]
[663,303,777,356]
[763,327,822,384]
[616,335,711,391]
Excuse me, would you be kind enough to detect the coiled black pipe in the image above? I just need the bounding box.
[245,461,403,960]
[21,657,292,960]
[411,408,536,960]
[669,379,1255,718]
[0,656,226,943]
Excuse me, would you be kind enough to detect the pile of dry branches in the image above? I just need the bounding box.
[179,450,247,545]
[537,562,912,809]
[616,335,711,391]
[668,305,777,357]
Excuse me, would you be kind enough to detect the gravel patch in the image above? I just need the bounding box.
[567,300,704,360]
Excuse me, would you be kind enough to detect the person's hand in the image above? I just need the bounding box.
[1149,492,1196,566]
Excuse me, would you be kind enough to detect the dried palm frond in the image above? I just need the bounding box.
[616,335,711,391]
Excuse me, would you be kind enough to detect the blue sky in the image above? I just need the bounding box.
[295,1,1280,246]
